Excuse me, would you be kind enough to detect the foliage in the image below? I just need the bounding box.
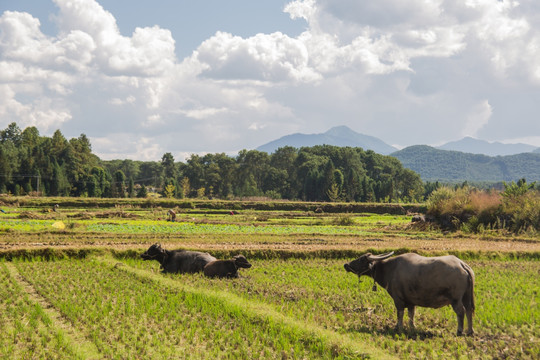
[426,182,540,233]
[0,123,427,203]
[502,178,536,197]
[136,184,148,198]
[163,184,175,199]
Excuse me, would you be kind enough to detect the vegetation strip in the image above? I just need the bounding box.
[5,262,102,359]
[98,256,397,360]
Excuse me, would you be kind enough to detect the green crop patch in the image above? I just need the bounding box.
[11,257,392,359]
[124,257,539,359]
[0,198,538,359]
[0,263,86,359]
[3,255,537,359]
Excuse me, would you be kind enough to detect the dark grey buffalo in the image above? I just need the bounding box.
[203,254,252,278]
[141,243,216,274]
[344,252,475,336]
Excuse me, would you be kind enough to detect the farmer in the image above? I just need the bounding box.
[167,209,176,222]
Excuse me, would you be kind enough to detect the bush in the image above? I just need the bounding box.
[427,185,540,234]
[501,190,540,233]
[427,187,499,230]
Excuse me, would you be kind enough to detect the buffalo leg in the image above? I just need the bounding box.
[394,300,406,332]
[452,300,465,336]
[465,308,474,336]
[407,306,415,329]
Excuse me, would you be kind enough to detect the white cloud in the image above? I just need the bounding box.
[91,134,164,160]
[462,100,492,138]
[194,31,320,83]
[1,0,540,160]
[52,0,176,76]
[0,84,71,131]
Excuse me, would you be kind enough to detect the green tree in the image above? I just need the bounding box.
[137,184,148,198]
[164,184,175,198]
[161,152,177,180]
[112,170,126,198]
[0,122,22,145]
[180,177,191,198]
[236,150,269,195]
[127,178,135,198]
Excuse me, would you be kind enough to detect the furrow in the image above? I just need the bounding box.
[5,262,102,360]
[98,256,397,360]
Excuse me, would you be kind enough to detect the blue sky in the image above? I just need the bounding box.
[1,0,540,160]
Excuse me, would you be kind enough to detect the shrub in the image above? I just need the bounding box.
[333,215,355,226]
[427,185,540,233]
[501,190,540,233]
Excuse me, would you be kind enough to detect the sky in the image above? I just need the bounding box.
[1,0,540,161]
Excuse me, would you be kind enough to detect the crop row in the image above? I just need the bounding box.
[128,257,539,359]
[0,218,410,237]
[6,256,539,359]
[10,258,379,359]
[0,263,84,359]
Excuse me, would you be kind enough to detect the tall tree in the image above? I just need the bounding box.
[161,152,177,180]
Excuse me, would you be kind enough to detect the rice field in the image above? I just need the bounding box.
[0,198,538,359]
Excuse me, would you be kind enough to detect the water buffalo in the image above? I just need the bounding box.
[203,255,252,278]
[344,252,475,336]
[141,243,216,274]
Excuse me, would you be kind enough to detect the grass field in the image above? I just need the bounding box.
[0,197,539,359]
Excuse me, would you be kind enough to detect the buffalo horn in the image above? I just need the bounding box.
[367,251,394,261]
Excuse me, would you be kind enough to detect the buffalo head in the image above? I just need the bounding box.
[233,254,252,269]
[344,251,394,276]
[141,243,166,261]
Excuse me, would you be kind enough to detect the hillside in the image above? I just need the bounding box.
[257,126,397,155]
[391,145,540,182]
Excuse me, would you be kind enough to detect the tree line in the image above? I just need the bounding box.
[0,123,425,202]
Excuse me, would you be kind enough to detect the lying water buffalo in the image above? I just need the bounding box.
[141,243,216,274]
[344,252,475,336]
[203,254,252,278]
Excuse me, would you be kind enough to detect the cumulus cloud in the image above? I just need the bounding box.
[462,100,493,138]
[1,0,540,160]
[0,0,179,148]
[194,31,320,83]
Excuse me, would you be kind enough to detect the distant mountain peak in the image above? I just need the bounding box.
[437,137,536,156]
[256,126,397,155]
[325,125,353,135]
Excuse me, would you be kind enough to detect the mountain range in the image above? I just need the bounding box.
[437,137,537,156]
[391,145,540,182]
[256,126,540,182]
[257,126,397,155]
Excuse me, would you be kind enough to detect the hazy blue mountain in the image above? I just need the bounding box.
[391,145,540,182]
[534,148,540,154]
[257,126,398,154]
[437,137,536,156]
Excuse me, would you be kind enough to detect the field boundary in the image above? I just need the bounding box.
[0,196,426,214]
[98,256,398,360]
[1,246,539,261]
[111,247,540,261]
[5,263,102,359]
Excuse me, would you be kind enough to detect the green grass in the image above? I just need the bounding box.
[0,263,84,359]
[129,257,539,359]
[6,256,539,359]
[12,257,389,359]
[0,198,538,359]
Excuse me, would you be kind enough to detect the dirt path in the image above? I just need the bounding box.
[1,235,538,254]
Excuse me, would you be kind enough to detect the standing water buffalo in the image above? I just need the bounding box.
[344,252,475,336]
[203,254,252,278]
[141,244,216,274]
